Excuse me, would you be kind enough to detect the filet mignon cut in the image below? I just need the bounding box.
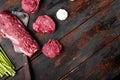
[33,15,56,33]
[22,0,40,13]
[0,11,39,57]
[42,39,62,58]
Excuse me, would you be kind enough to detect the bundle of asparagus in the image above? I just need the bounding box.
[0,46,16,77]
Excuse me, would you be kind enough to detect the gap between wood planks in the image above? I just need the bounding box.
[1,0,117,80]
[30,0,116,61]
[58,34,120,80]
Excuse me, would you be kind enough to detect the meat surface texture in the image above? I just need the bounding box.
[22,0,40,13]
[42,39,62,58]
[0,11,39,57]
[33,15,56,33]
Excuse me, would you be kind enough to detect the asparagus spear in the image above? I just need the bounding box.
[0,46,16,77]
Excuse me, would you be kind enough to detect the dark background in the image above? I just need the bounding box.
[0,0,120,80]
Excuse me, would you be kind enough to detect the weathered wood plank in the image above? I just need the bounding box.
[30,0,116,61]
[0,0,116,74]
[6,35,120,80]
[60,36,120,80]
[0,0,119,80]
[0,0,6,7]
[4,0,120,79]
[34,0,115,46]
[0,0,21,11]
[28,2,120,80]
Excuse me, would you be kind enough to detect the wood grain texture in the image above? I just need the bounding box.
[60,36,120,80]
[0,0,120,80]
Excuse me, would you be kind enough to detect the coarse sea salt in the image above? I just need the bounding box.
[70,0,75,1]
[56,9,68,21]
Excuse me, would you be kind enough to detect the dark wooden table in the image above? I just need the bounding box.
[0,0,120,80]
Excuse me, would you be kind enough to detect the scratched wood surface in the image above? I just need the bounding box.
[0,0,120,80]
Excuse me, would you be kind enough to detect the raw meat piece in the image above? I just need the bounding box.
[0,11,39,57]
[42,39,62,58]
[33,15,56,33]
[22,0,40,13]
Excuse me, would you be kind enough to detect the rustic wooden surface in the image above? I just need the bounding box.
[0,0,120,80]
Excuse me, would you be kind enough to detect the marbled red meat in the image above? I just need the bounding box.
[22,0,40,13]
[33,15,56,33]
[42,39,62,58]
[0,11,39,57]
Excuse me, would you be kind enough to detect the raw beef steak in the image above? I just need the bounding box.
[0,11,39,57]
[33,15,56,33]
[42,39,62,58]
[22,0,40,13]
